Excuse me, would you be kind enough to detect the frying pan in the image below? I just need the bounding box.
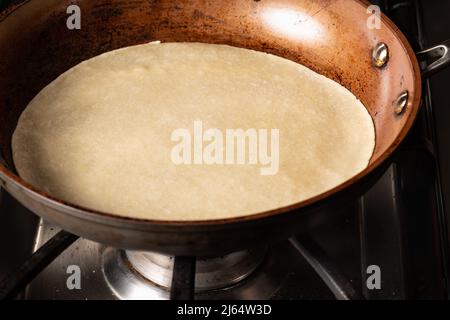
[0,0,449,257]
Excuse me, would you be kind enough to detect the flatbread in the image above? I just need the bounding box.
[12,42,375,221]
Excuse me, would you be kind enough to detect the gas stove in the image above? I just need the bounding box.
[0,0,449,300]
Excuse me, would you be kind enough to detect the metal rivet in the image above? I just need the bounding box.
[394,91,409,115]
[373,43,389,68]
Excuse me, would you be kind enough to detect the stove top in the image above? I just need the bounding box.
[0,0,449,300]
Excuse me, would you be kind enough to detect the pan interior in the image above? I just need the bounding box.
[11,42,375,221]
[0,0,419,221]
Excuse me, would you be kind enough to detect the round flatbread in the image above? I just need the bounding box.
[12,42,375,221]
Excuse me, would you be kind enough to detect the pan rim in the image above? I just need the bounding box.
[0,0,422,228]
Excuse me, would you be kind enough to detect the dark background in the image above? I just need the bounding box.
[421,1,450,251]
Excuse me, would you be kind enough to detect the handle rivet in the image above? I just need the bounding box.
[373,43,389,68]
[395,91,409,115]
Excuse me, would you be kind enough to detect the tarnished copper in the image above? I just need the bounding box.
[0,0,429,256]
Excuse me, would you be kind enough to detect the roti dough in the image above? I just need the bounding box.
[12,42,375,221]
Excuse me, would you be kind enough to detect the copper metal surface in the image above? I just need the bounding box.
[0,0,427,255]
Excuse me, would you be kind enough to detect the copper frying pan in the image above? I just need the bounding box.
[0,0,449,256]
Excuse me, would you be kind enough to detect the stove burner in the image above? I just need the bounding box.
[102,247,267,300]
[129,249,266,291]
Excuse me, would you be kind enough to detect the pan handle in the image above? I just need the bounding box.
[417,40,450,79]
